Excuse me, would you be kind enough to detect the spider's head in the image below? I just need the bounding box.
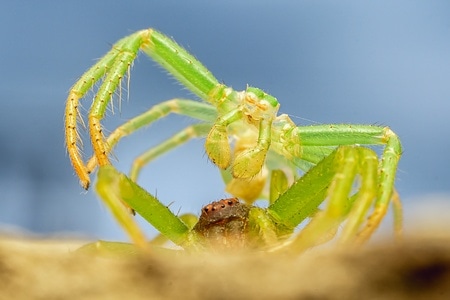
[193,198,250,250]
[242,86,280,123]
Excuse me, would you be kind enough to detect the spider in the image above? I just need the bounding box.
[65,29,402,253]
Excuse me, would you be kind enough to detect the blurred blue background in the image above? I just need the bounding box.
[1,1,449,242]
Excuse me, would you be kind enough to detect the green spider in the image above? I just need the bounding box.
[65,29,402,253]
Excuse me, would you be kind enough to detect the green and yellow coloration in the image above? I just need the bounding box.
[65,29,402,253]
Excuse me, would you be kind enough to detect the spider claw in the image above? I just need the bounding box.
[80,179,90,190]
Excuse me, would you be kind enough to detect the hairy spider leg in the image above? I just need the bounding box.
[129,123,212,181]
[65,42,124,189]
[86,98,217,174]
[96,168,149,249]
[96,165,203,250]
[339,148,378,244]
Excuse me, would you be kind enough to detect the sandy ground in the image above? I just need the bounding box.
[2,197,450,299]
[0,232,449,300]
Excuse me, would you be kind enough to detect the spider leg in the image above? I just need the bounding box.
[96,166,149,249]
[129,123,211,181]
[86,98,216,174]
[355,189,403,245]
[338,147,378,245]
[96,165,202,250]
[391,190,403,239]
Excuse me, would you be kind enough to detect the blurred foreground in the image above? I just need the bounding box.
[0,230,449,299]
